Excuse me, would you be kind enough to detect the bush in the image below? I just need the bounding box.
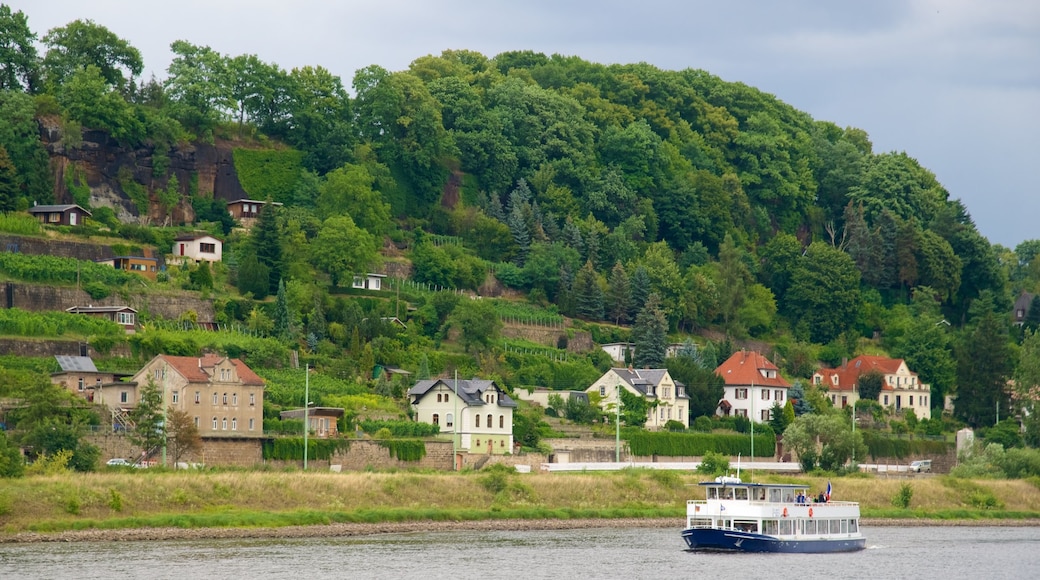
[692,416,713,433]
[892,482,913,508]
[697,450,730,476]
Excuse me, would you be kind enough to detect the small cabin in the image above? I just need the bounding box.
[279,407,344,438]
[172,233,222,264]
[352,273,386,291]
[66,305,138,333]
[28,204,92,227]
[97,256,160,280]
[227,199,283,229]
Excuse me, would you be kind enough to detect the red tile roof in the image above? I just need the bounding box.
[815,355,910,392]
[715,350,790,388]
[160,354,265,386]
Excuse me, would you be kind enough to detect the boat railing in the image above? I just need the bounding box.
[688,499,858,509]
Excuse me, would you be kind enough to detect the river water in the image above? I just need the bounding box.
[2,525,1038,579]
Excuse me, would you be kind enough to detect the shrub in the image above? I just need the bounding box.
[892,482,913,508]
[692,416,713,433]
[697,450,730,476]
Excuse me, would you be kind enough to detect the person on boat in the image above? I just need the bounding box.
[817,492,825,503]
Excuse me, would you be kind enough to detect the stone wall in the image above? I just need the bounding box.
[4,282,215,322]
[0,337,130,358]
[0,234,117,262]
[201,438,263,467]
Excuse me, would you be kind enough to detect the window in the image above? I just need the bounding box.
[884,394,889,405]
[249,418,255,431]
[222,417,228,430]
[194,416,200,428]
[735,388,748,400]
[250,393,255,406]
[499,415,504,428]
[762,389,770,400]
[212,417,218,429]
[437,393,442,403]
[116,312,135,325]
[48,212,60,223]
[476,439,481,447]
[77,378,84,391]
[736,409,747,417]
[232,393,238,405]
[213,393,218,405]
[909,396,914,406]
[154,369,162,380]
[814,375,822,385]
[195,391,201,404]
[475,415,480,428]
[761,409,770,421]
[120,391,128,403]
[599,386,606,396]
[231,418,237,431]
[487,414,492,429]
[432,413,440,426]
[222,393,228,405]
[775,390,784,401]
[200,242,216,254]
[841,395,847,407]
[446,413,454,428]
[923,396,928,407]
[663,387,671,399]
[172,390,179,404]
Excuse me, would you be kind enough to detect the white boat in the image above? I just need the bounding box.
[682,476,866,553]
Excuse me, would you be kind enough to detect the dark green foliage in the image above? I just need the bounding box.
[192,196,236,235]
[251,201,283,294]
[857,369,884,403]
[892,482,913,509]
[0,430,24,477]
[236,251,270,299]
[0,252,138,287]
[954,291,1013,428]
[261,437,351,461]
[625,431,775,458]
[692,416,713,433]
[377,439,427,462]
[632,293,667,368]
[860,430,952,460]
[0,144,17,211]
[666,354,725,420]
[0,308,123,338]
[985,419,1023,449]
[573,260,604,321]
[232,148,304,203]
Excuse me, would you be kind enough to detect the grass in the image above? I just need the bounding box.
[2,471,1039,536]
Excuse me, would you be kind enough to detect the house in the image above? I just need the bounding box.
[1013,291,1035,326]
[66,305,138,333]
[227,199,282,229]
[813,355,932,420]
[515,387,589,410]
[408,378,516,456]
[171,233,222,264]
[586,368,689,430]
[352,273,386,291]
[96,256,161,280]
[600,342,634,364]
[279,407,344,438]
[715,350,791,423]
[28,204,91,226]
[48,355,129,403]
[126,354,266,438]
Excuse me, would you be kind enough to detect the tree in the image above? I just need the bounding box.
[0,90,51,203]
[446,298,501,353]
[784,241,861,343]
[0,5,39,92]
[42,19,142,92]
[164,40,231,130]
[573,260,604,320]
[58,64,144,145]
[236,250,270,299]
[783,413,864,472]
[632,293,667,368]
[856,369,884,404]
[166,409,201,466]
[788,380,813,416]
[316,163,392,235]
[0,143,16,211]
[666,354,725,420]
[251,200,283,294]
[954,291,1013,428]
[716,233,750,332]
[0,430,23,477]
[619,387,651,428]
[606,261,631,325]
[628,265,651,321]
[127,378,166,460]
[273,278,293,340]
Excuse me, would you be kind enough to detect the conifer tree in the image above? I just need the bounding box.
[628,265,651,321]
[574,260,604,321]
[632,292,667,368]
[273,278,293,341]
[252,200,283,294]
[606,261,631,325]
[0,145,18,212]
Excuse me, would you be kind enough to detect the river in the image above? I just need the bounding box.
[2,525,1038,579]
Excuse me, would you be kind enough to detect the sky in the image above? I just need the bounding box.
[10,0,1040,248]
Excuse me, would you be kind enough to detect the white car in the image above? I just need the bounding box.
[909,460,932,473]
[106,458,131,467]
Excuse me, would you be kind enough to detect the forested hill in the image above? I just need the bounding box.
[2,13,1039,423]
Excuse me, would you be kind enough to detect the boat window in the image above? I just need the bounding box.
[757,488,766,501]
[830,520,841,534]
[769,488,782,502]
[734,520,757,533]
[707,487,718,500]
[849,519,858,533]
[718,519,730,529]
[779,520,793,535]
[735,488,748,500]
[723,488,734,500]
[841,520,848,534]
[804,520,816,535]
[762,520,779,535]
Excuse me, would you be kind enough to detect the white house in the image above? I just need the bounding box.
[587,368,689,430]
[172,233,223,264]
[353,273,386,291]
[715,350,791,423]
[408,378,516,459]
[813,355,932,420]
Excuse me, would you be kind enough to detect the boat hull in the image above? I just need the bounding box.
[681,528,866,553]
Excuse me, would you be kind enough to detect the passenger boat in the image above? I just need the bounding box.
[682,476,866,553]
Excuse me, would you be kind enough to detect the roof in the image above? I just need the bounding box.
[714,350,791,388]
[227,199,284,206]
[174,233,223,242]
[66,305,137,314]
[158,354,265,386]
[815,355,913,392]
[55,355,98,373]
[408,378,517,408]
[280,407,344,419]
[604,368,689,399]
[109,256,159,262]
[28,204,92,216]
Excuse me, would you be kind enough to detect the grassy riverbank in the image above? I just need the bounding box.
[1,470,1039,538]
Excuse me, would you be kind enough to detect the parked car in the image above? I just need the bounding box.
[909,460,932,473]
[106,458,131,467]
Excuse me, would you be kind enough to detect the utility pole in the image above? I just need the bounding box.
[303,363,309,470]
[615,384,621,463]
[161,363,168,468]
[454,370,459,471]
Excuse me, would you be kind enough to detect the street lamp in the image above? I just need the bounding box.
[303,364,310,471]
[615,384,621,463]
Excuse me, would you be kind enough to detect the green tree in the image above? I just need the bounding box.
[235,250,270,299]
[273,278,293,340]
[316,163,393,235]
[619,387,651,428]
[127,378,166,459]
[788,380,813,416]
[0,143,17,211]
[954,291,1013,428]
[784,241,861,343]
[166,408,201,465]
[251,200,283,294]
[313,215,378,287]
[573,260,604,321]
[632,293,667,368]
[0,5,39,92]
[164,40,231,131]
[716,233,750,333]
[783,413,864,472]
[1015,329,1040,445]
[58,64,143,145]
[0,430,23,477]
[41,19,143,92]
[666,353,725,420]
[446,298,501,353]
[856,369,884,403]
[0,90,51,203]
[606,261,631,325]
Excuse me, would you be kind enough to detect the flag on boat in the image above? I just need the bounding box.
[826,480,832,502]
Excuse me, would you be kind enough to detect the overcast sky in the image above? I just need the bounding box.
[11,0,1039,248]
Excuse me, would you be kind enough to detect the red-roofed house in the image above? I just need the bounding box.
[812,355,931,419]
[715,350,791,423]
[126,354,266,440]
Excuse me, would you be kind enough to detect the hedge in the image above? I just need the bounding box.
[378,439,427,462]
[360,419,441,438]
[862,430,952,460]
[262,437,351,461]
[625,431,776,458]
